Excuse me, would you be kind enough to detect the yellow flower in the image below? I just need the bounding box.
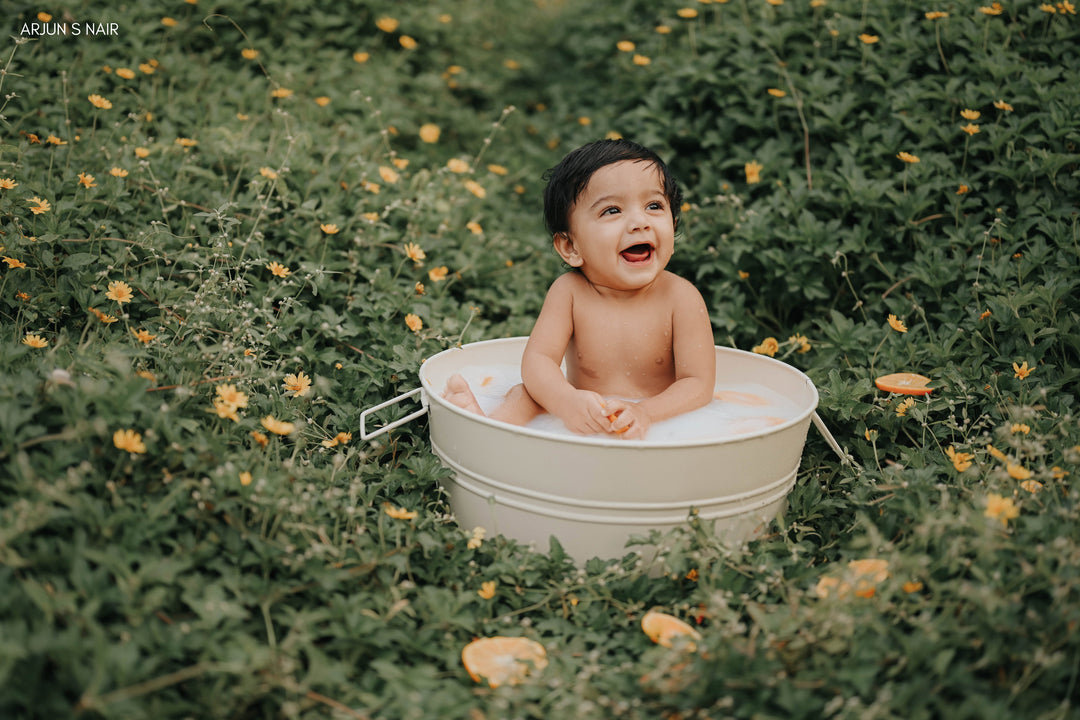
[864,428,878,442]
[267,261,291,278]
[28,197,51,214]
[383,503,417,521]
[467,221,483,235]
[962,123,980,135]
[902,581,924,593]
[478,581,497,599]
[896,397,915,417]
[379,166,400,184]
[88,94,112,109]
[925,11,949,19]
[116,67,136,79]
[487,163,508,176]
[46,135,67,145]
[375,16,399,33]
[242,48,259,60]
[138,62,156,75]
[960,109,981,121]
[363,181,381,194]
[251,431,269,447]
[1059,1,1076,13]
[1012,361,1033,379]
[282,371,313,397]
[404,242,426,263]
[217,384,249,410]
[656,25,672,34]
[1010,423,1030,435]
[210,398,239,422]
[993,99,1014,112]
[259,167,278,180]
[787,334,811,353]
[815,559,889,599]
[415,282,425,295]
[447,158,470,173]
[859,33,880,44]
[957,184,970,195]
[428,266,449,282]
[3,256,27,269]
[744,160,763,184]
[363,212,380,223]
[887,314,907,333]
[261,415,295,435]
[353,51,370,63]
[321,432,352,448]
[896,151,920,163]
[946,446,973,472]
[22,333,48,348]
[320,223,339,235]
[161,17,178,27]
[113,429,147,454]
[239,471,253,486]
[767,88,786,97]
[419,123,441,143]
[78,172,97,188]
[632,54,651,66]
[1041,2,1057,10]
[503,59,521,70]
[984,493,1019,527]
[135,147,150,158]
[987,444,1008,461]
[38,12,52,21]
[1006,462,1032,481]
[131,328,156,344]
[617,40,636,52]
[109,167,129,177]
[89,307,117,324]
[399,36,417,49]
[979,2,1004,15]
[392,157,409,170]
[464,179,486,199]
[810,0,827,6]
[106,280,134,304]
[270,88,293,99]
[0,178,16,189]
[405,313,423,332]
[467,526,486,549]
[677,7,699,18]
[175,137,198,148]
[752,337,779,357]
[1020,479,1043,494]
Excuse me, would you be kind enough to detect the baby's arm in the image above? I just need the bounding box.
[607,280,715,439]
[521,276,611,435]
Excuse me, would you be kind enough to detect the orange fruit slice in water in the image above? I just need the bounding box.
[461,636,548,687]
[641,610,702,651]
[714,390,770,406]
[874,372,932,395]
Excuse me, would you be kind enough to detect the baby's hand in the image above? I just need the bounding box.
[559,390,612,435]
[603,400,651,440]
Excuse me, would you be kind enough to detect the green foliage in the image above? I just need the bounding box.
[1,0,1078,718]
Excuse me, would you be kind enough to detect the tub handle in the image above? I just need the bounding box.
[811,411,858,468]
[360,387,428,441]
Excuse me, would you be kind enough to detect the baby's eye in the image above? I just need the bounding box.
[601,206,621,216]
[647,201,665,211]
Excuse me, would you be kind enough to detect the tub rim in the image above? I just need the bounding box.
[419,337,819,450]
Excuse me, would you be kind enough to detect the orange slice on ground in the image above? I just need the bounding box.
[714,390,770,406]
[461,636,548,687]
[641,610,702,651]
[874,372,932,395]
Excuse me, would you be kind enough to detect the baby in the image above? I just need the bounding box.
[443,139,715,440]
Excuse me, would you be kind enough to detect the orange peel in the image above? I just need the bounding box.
[606,410,629,434]
[461,636,547,687]
[874,372,932,396]
[641,610,702,651]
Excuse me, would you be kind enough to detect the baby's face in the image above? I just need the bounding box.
[562,160,675,293]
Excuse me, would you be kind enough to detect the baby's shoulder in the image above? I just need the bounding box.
[657,271,705,301]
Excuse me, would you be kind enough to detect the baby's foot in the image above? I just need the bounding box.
[442,374,485,415]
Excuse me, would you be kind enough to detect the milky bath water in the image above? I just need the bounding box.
[453,364,802,443]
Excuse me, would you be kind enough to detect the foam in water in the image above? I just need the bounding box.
[450,364,802,442]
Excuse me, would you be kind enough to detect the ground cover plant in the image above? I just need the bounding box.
[1,0,1078,718]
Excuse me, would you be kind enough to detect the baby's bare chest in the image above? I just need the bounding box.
[566,303,675,390]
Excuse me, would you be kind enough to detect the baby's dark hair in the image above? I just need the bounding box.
[542,139,683,236]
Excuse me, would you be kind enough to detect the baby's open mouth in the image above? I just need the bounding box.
[620,243,654,263]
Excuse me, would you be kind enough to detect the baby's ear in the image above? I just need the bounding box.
[553,232,583,267]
